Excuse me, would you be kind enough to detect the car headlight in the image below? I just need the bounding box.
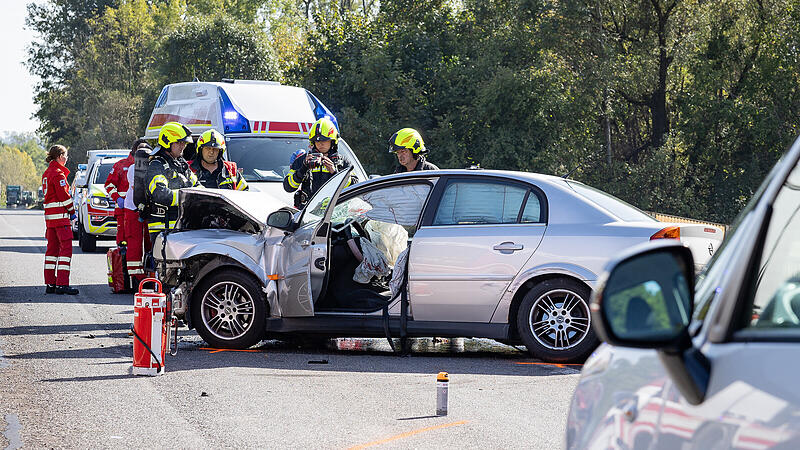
[90,196,110,208]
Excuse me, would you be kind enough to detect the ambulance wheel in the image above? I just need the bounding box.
[78,223,96,252]
[192,269,266,349]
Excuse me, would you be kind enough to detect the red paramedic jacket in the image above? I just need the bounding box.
[104,153,134,204]
[42,160,75,228]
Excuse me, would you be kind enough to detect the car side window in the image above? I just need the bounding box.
[520,192,543,223]
[432,180,527,226]
[747,162,800,329]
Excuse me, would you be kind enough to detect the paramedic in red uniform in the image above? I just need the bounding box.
[123,142,153,285]
[42,145,79,295]
[104,139,146,245]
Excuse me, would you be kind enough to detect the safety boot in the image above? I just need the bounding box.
[56,285,79,295]
[45,284,56,294]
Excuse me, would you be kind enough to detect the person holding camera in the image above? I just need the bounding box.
[390,128,438,173]
[283,117,357,209]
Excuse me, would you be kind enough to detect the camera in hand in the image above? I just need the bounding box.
[307,152,324,169]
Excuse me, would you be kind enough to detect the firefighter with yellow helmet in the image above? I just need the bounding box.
[189,129,248,190]
[389,128,438,173]
[283,117,357,209]
[143,122,200,239]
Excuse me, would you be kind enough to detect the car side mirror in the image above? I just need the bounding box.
[267,210,294,230]
[591,241,710,405]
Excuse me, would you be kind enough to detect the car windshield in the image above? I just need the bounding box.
[225,137,310,182]
[566,181,656,222]
[93,163,115,185]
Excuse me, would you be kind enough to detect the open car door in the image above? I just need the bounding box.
[277,167,354,317]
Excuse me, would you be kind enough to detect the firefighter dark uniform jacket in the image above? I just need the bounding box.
[394,155,439,173]
[144,148,199,233]
[189,158,248,190]
[42,160,75,228]
[282,150,357,209]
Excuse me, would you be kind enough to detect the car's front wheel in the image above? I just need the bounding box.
[191,269,266,349]
[516,278,598,363]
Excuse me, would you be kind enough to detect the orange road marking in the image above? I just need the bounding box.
[347,420,468,450]
[199,347,264,354]
[514,362,582,368]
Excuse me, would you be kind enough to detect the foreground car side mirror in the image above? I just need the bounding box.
[267,210,294,230]
[591,241,710,405]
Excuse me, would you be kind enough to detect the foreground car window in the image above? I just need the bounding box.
[432,181,527,225]
[747,163,800,329]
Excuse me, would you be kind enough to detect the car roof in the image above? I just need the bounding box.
[344,169,655,225]
[350,169,571,190]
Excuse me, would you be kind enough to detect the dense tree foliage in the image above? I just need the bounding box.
[25,0,800,223]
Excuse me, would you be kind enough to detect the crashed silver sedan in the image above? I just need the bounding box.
[154,168,722,363]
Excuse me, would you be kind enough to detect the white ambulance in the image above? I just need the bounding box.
[143,80,369,205]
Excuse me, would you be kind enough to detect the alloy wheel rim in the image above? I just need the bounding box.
[201,281,255,340]
[528,288,590,351]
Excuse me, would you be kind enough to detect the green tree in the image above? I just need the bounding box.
[0,146,41,193]
[160,14,279,82]
[1,133,47,175]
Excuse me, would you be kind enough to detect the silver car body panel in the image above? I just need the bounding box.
[410,223,546,322]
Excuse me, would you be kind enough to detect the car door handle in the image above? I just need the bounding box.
[493,242,523,253]
[299,240,311,248]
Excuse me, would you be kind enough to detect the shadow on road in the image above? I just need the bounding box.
[0,284,134,306]
[0,245,48,254]
[0,322,130,337]
[0,236,46,241]
[5,333,580,378]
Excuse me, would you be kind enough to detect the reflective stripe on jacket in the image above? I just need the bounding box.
[282,151,357,209]
[42,160,75,228]
[104,153,134,205]
[144,150,198,233]
[188,159,248,191]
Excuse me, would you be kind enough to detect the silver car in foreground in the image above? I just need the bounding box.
[154,168,720,362]
[567,136,800,447]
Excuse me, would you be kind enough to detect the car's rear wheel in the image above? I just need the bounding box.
[516,278,598,363]
[191,269,266,349]
[78,222,96,252]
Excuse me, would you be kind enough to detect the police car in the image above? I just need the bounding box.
[143,80,369,205]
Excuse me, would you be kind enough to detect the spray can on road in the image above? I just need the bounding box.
[436,372,449,416]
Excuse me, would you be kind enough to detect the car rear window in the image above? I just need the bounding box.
[566,181,655,222]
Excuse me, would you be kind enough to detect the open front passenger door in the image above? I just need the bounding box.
[276,167,354,317]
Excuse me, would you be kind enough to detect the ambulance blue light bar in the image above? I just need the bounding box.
[306,91,339,131]
[218,87,251,133]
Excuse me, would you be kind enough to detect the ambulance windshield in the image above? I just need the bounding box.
[226,137,308,182]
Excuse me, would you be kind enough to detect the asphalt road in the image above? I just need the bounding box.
[0,208,581,449]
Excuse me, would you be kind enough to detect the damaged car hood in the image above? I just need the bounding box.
[178,187,293,232]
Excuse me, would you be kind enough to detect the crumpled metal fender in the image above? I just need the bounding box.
[156,229,284,317]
